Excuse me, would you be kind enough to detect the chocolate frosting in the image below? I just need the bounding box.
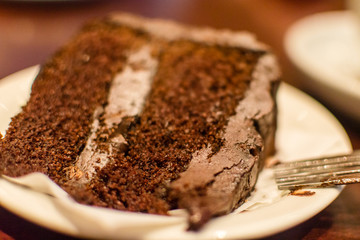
[169,54,280,229]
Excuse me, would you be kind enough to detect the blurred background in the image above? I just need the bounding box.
[0,0,345,83]
[1,0,360,239]
[1,0,357,144]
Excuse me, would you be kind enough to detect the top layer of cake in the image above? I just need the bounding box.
[110,13,268,50]
[0,13,280,229]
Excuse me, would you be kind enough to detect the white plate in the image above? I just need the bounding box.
[0,66,353,239]
[285,11,360,121]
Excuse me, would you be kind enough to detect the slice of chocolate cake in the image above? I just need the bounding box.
[0,13,280,229]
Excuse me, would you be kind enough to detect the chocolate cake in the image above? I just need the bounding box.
[0,13,280,229]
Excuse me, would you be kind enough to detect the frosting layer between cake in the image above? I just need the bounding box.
[71,45,158,185]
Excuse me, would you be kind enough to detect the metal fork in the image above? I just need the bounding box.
[274,150,360,190]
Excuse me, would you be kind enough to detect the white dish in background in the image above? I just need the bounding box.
[285,11,360,121]
[0,66,352,239]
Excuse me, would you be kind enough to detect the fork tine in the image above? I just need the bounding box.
[277,175,360,190]
[275,162,360,178]
[274,154,360,172]
[274,154,360,177]
[276,168,360,183]
[274,152,360,190]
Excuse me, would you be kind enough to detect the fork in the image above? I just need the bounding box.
[274,150,360,190]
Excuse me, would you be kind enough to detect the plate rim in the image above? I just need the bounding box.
[284,10,360,120]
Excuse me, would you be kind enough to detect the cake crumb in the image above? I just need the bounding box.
[290,189,315,196]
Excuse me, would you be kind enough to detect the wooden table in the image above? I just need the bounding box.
[1,1,359,239]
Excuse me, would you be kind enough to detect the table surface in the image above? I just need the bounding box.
[1,1,360,239]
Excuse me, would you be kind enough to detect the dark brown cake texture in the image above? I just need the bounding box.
[0,13,280,229]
